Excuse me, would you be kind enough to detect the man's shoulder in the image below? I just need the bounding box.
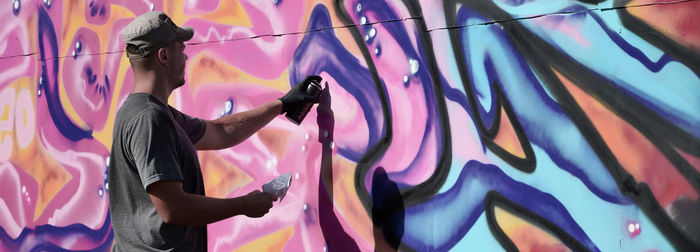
[115,94,171,128]
[119,94,168,116]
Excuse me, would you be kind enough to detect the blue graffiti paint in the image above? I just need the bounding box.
[402,160,599,251]
[374,44,382,57]
[496,0,537,6]
[86,67,97,85]
[104,75,110,90]
[457,6,628,204]
[475,54,500,130]
[581,9,674,73]
[0,212,113,251]
[90,5,98,17]
[356,0,444,183]
[12,0,21,16]
[220,98,234,117]
[517,4,700,139]
[391,34,444,182]
[290,5,387,162]
[37,7,93,141]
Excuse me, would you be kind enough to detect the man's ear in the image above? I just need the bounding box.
[156,47,168,65]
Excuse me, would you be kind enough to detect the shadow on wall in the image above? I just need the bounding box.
[372,167,405,251]
[317,85,361,251]
[316,84,406,251]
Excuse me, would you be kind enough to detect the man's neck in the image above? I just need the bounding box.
[132,70,172,105]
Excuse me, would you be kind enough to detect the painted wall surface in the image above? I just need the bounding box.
[1,0,699,251]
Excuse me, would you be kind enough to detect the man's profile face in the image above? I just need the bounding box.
[165,41,188,89]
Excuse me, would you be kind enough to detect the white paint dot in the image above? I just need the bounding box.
[329,141,335,150]
[37,89,41,96]
[75,41,81,50]
[403,75,409,83]
[369,27,376,38]
[627,223,635,233]
[409,58,419,75]
[356,3,362,13]
[22,186,26,194]
[295,172,300,180]
[13,0,19,11]
[323,246,327,251]
[374,48,380,55]
[635,223,640,230]
[149,3,155,11]
[26,197,30,203]
[72,50,76,57]
[98,188,104,197]
[301,145,306,152]
[305,133,309,140]
[105,183,109,190]
[225,100,233,113]
[360,16,367,25]
[303,204,308,210]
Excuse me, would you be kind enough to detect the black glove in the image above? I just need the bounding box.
[279,75,322,114]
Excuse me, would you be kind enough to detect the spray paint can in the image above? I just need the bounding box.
[286,79,322,125]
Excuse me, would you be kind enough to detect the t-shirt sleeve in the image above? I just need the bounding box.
[129,109,184,189]
[169,106,206,144]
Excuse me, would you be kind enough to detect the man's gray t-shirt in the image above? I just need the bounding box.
[109,93,206,251]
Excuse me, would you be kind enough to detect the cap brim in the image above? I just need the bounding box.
[176,26,194,42]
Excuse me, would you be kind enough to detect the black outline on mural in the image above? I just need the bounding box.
[398,0,453,207]
[335,0,454,250]
[339,0,700,250]
[38,7,94,141]
[335,0,460,211]
[613,0,700,80]
[484,190,590,252]
[472,80,537,173]
[440,0,700,250]
[614,0,700,167]
[4,0,696,251]
[334,0,395,215]
[438,1,539,174]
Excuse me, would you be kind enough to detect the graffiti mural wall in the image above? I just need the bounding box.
[1,0,698,251]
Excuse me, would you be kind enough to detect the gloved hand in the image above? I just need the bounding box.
[279,75,322,114]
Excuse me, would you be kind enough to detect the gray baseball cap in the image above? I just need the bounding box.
[121,11,193,58]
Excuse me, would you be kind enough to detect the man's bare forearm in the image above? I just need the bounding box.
[148,181,248,225]
[196,100,283,150]
[148,181,276,225]
[164,193,247,225]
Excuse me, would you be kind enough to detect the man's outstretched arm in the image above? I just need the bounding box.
[194,75,322,151]
[147,181,277,225]
[194,100,282,150]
